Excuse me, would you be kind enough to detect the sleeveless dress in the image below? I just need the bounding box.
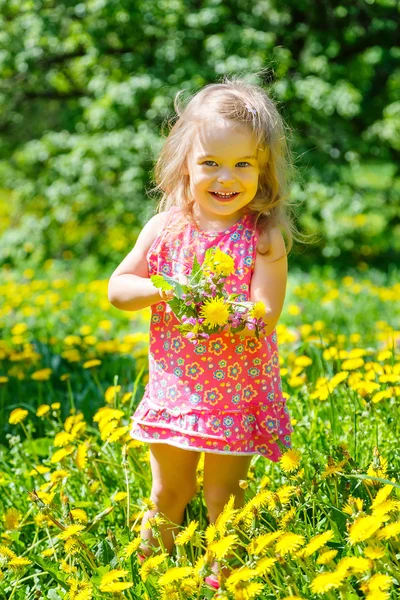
[129,208,293,460]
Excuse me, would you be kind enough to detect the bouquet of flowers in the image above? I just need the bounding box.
[151,247,268,344]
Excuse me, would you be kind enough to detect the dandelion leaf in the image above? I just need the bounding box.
[34,557,68,590]
[150,275,173,291]
[189,254,203,285]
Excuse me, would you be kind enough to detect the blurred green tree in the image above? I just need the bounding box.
[0,0,399,269]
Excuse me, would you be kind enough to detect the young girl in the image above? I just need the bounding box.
[108,77,296,589]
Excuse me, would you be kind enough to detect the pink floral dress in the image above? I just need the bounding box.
[130,208,293,460]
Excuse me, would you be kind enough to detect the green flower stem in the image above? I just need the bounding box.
[66,378,75,412]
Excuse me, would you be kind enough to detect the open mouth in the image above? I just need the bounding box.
[209,191,240,201]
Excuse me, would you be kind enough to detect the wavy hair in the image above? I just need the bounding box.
[152,74,303,256]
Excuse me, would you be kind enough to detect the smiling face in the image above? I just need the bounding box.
[185,119,261,230]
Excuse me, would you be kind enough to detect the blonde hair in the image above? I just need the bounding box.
[152,74,302,255]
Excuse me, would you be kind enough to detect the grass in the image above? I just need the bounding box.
[0,261,399,599]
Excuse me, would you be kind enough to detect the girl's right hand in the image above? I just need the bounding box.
[159,288,174,301]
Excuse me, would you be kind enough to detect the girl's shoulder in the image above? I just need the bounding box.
[255,224,287,262]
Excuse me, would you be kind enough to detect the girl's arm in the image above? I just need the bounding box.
[248,226,288,337]
[108,212,168,312]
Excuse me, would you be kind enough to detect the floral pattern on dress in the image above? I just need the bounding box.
[130,208,293,460]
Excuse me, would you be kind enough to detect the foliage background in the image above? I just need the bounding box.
[0,0,399,273]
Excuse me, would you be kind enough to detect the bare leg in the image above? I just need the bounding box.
[203,452,253,578]
[140,443,202,556]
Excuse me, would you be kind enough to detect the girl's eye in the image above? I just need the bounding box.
[202,161,251,167]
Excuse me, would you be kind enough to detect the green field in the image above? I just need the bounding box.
[0,263,399,599]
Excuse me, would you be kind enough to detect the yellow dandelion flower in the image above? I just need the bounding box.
[93,406,124,424]
[144,514,167,530]
[316,549,338,564]
[51,402,61,410]
[348,515,383,544]
[107,425,130,443]
[122,537,141,559]
[31,368,52,381]
[51,445,74,463]
[216,494,236,536]
[36,404,51,417]
[337,556,372,575]
[104,385,121,404]
[371,484,394,509]
[60,559,77,574]
[199,296,230,328]
[253,556,276,576]
[70,509,88,524]
[366,454,388,484]
[343,496,363,515]
[175,520,198,545]
[322,458,347,479]
[121,391,132,404]
[41,548,55,558]
[205,523,217,545]
[33,491,55,506]
[29,463,49,475]
[0,545,17,560]
[294,356,312,367]
[139,497,157,512]
[372,390,393,404]
[377,521,400,540]
[65,537,80,555]
[282,597,305,600]
[54,431,75,447]
[303,530,334,558]
[158,566,195,585]
[9,408,29,425]
[57,524,85,540]
[341,358,364,370]
[100,568,129,586]
[310,570,346,594]
[249,301,267,320]
[140,553,169,582]
[280,449,301,473]
[367,573,392,593]
[279,507,296,529]
[275,533,305,555]
[373,499,398,519]
[207,248,235,277]
[73,587,93,600]
[4,508,21,530]
[112,491,128,502]
[364,544,386,559]
[76,443,88,470]
[208,534,239,560]
[100,581,133,592]
[82,359,101,369]
[248,530,284,555]
[9,556,32,570]
[225,565,258,587]
[276,484,296,505]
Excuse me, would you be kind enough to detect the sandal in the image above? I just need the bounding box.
[205,574,220,589]
[137,553,146,564]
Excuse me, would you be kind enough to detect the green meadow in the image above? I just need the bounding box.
[0,263,399,599]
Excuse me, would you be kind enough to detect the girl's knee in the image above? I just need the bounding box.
[150,482,197,508]
[203,485,244,512]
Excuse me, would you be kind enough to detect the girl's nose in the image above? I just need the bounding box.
[217,169,235,184]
